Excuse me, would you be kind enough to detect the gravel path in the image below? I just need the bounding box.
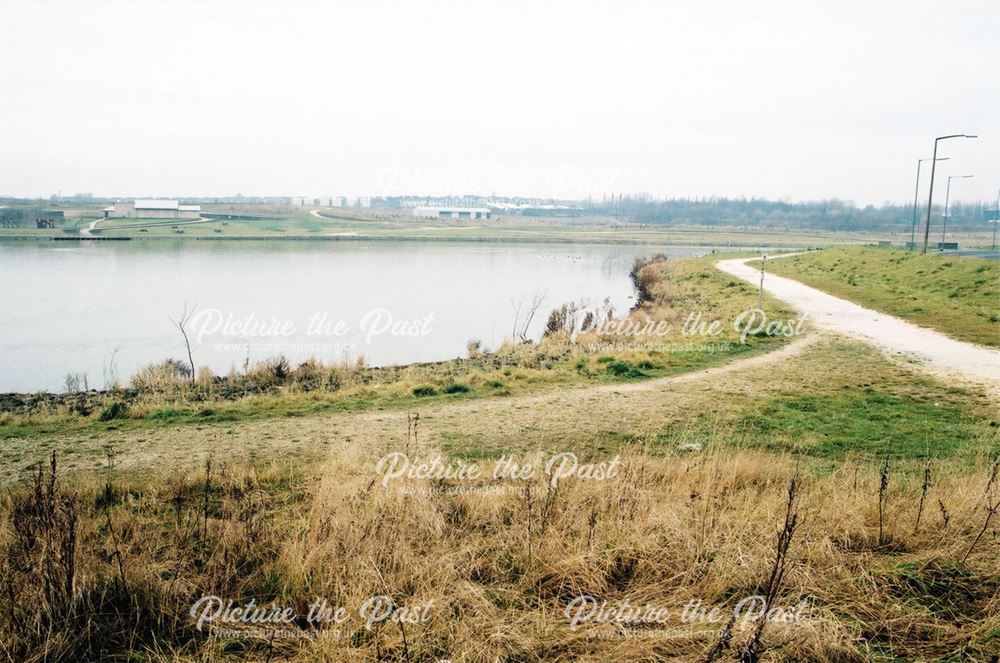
[716,256,1000,387]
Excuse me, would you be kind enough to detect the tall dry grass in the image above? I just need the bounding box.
[1,442,998,662]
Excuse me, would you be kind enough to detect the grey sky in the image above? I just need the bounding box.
[1,0,997,205]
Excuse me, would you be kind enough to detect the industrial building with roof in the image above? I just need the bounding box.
[104,200,202,219]
[412,206,490,220]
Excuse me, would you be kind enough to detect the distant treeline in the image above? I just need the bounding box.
[585,197,999,232]
[3,194,998,233]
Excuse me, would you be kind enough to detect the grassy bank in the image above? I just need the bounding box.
[767,247,1000,346]
[0,254,795,445]
[2,334,996,487]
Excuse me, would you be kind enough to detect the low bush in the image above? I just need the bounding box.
[97,402,128,422]
[605,360,646,378]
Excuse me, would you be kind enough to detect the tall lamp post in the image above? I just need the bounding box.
[922,134,977,253]
[910,156,949,249]
[941,174,974,246]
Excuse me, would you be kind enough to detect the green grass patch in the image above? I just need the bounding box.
[605,360,647,378]
[737,389,983,459]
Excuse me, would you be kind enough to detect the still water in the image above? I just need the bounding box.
[0,241,721,392]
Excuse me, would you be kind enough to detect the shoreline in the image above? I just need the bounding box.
[0,232,835,247]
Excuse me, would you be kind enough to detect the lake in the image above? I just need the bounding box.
[0,241,723,392]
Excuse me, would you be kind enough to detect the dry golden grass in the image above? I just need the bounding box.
[2,443,998,662]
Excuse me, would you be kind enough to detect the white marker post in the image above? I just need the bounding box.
[757,252,768,311]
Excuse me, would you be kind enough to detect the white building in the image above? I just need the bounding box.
[412,206,491,220]
[105,200,201,219]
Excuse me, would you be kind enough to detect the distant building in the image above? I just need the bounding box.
[412,206,491,220]
[106,200,201,219]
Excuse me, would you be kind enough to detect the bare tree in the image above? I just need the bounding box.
[63,372,88,393]
[510,288,547,343]
[170,303,197,383]
[103,345,121,389]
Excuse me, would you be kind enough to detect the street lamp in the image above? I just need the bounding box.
[910,156,949,250]
[941,174,974,246]
[922,134,977,253]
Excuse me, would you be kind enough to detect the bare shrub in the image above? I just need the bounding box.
[511,288,547,342]
[169,303,197,383]
[631,252,668,305]
[63,372,88,394]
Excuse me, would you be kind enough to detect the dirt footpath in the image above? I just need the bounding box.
[716,257,1000,389]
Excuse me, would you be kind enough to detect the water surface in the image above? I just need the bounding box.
[0,240,720,392]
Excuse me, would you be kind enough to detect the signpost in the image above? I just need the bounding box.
[758,252,768,311]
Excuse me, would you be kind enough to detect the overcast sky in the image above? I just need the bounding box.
[1,0,997,205]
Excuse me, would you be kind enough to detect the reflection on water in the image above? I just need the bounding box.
[0,240,719,392]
